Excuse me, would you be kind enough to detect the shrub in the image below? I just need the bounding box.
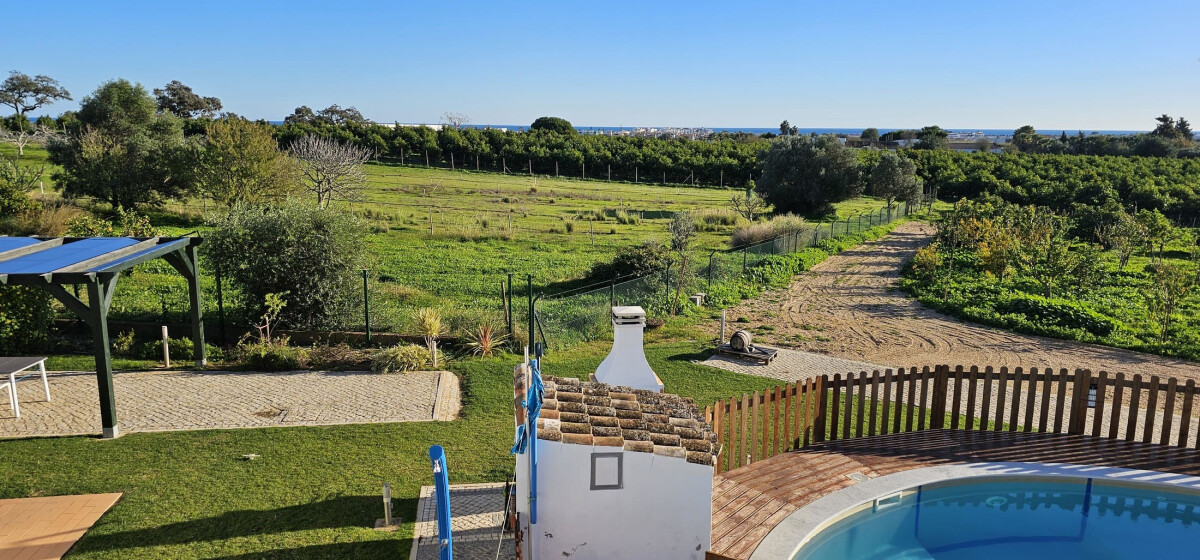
[1,203,87,236]
[136,336,225,362]
[996,295,1116,337]
[0,286,54,354]
[205,201,367,329]
[587,241,670,280]
[371,344,431,373]
[730,213,806,247]
[308,343,373,370]
[237,340,309,371]
[691,208,741,230]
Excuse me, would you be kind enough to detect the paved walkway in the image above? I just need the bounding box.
[0,493,122,560]
[0,369,460,438]
[702,345,885,383]
[411,483,514,560]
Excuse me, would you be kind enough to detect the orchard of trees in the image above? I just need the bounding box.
[905,196,1199,358]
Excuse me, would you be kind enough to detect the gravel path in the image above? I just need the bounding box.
[717,221,1200,382]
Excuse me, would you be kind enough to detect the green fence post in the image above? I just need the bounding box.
[663,265,670,313]
[362,268,371,345]
[707,251,715,292]
[215,264,226,346]
[507,273,514,332]
[527,275,534,352]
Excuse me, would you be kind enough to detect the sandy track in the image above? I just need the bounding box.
[720,221,1200,382]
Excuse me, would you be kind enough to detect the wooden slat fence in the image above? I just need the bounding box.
[704,365,1200,475]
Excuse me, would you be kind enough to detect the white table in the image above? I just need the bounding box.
[0,357,50,418]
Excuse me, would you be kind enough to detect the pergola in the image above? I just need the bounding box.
[0,236,205,438]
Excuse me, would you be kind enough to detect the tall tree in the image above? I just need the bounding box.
[756,135,862,215]
[530,116,575,135]
[154,80,222,119]
[1176,117,1193,141]
[1152,114,1182,139]
[48,79,198,208]
[914,125,949,150]
[200,118,299,206]
[0,71,71,156]
[860,127,879,142]
[869,152,922,211]
[779,120,791,136]
[1011,125,1042,153]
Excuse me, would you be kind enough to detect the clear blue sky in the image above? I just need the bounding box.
[5,1,1197,130]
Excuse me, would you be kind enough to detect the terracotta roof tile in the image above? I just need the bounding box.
[525,375,719,465]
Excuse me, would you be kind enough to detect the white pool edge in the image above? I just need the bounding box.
[748,461,1200,560]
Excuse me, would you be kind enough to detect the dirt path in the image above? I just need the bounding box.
[720,221,1200,381]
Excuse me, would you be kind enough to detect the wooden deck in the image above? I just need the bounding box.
[0,493,122,560]
[710,429,1200,559]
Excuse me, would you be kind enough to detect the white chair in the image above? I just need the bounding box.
[0,357,50,418]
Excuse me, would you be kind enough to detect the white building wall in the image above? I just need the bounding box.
[516,440,712,560]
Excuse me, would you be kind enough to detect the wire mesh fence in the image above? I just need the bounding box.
[94,199,924,351]
[534,200,921,350]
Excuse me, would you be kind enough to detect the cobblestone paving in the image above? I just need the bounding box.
[0,369,458,438]
[411,483,514,560]
[702,345,887,383]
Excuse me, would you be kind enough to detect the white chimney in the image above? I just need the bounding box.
[592,306,663,392]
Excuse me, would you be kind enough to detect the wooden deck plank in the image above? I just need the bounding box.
[709,429,1200,559]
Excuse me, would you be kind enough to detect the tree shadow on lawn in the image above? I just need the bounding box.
[75,495,418,555]
[200,541,404,560]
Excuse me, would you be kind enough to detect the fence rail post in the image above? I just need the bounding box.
[1068,369,1092,435]
[362,268,371,345]
[930,365,950,428]
[813,375,828,443]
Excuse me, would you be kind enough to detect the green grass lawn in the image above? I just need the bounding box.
[0,341,781,559]
[10,142,901,337]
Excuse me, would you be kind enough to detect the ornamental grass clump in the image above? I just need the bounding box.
[414,307,447,366]
[371,344,431,374]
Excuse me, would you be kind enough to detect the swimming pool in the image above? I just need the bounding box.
[794,477,1200,559]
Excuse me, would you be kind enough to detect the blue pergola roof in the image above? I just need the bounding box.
[0,236,199,284]
[0,235,205,439]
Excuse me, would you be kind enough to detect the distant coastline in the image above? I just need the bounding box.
[267,121,1146,137]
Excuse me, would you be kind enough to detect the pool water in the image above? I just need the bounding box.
[794,478,1200,559]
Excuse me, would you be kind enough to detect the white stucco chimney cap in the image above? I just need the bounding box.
[611,306,646,318]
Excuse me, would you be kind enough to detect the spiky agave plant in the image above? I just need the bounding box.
[466,322,508,357]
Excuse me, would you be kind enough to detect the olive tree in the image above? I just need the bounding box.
[0,71,71,156]
[869,152,922,212]
[756,135,863,216]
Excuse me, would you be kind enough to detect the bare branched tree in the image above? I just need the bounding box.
[440,112,470,129]
[289,135,373,209]
[0,122,61,157]
[730,185,765,220]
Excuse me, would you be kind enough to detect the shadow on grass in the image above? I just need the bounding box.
[201,540,404,560]
[76,496,418,555]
